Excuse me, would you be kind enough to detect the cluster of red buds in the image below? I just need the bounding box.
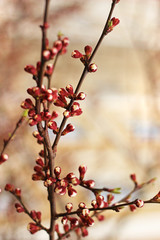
[42,35,69,61]
[5,183,43,234]
[129,199,144,212]
[54,168,79,197]
[5,183,21,198]
[71,45,98,72]
[27,222,42,234]
[21,89,58,127]
[55,202,94,238]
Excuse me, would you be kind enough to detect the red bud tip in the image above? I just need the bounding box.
[15,188,21,197]
[62,37,69,47]
[84,45,92,56]
[135,199,144,208]
[88,63,98,72]
[27,222,41,234]
[15,203,25,213]
[71,50,83,58]
[65,202,73,212]
[43,50,51,60]
[0,154,8,164]
[5,183,15,193]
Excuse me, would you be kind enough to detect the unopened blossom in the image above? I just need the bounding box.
[135,199,144,208]
[15,203,25,213]
[65,202,73,213]
[0,154,8,165]
[61,124,75,136]
[27,222,41,234]
[79,165,87,180]
[88,63,98,72]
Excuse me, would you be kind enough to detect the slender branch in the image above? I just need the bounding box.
[16,196,48,232]
[35,1,56,239]
[55,199,160,219]
[79,183,120,194]
[52,0,118,152]
[1,115,25,156]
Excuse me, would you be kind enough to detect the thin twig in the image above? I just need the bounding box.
[1,115,25,156]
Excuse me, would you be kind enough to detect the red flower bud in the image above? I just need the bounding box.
[45,88,58,102]
[63,224,69,233]
[61,216,68,225]
[30,210,41,222]
[70,217,79,227]
[39,150,44,158]
[54,166,61,178]
[43,50,51,60]
[29,119,37,126]
[27,222,41,234]
[71,50,83,58]
[54,40,62,51]
[28,109,36,118]
[68,186,77,197]
[15,203,25,213]
[129,204,137,212]
[0,154,8,165]
[50,47,58,58]
[71,177,80,186]
[107,17,120,33]
[65,203,73,213]
[130,173,137,183]
[79,202,86,209]
[66,173,76,181]
[62,37,69,47]
[71,102,82,116]
[21,98,34,109]
[5,183,15,193]
[32,173,45,181]
[24,65,37,75]
[96,195,105,208]
[82,208,90,217]
[76,92,86,100]
[91,199,98,209]
[135,199,144,208]
[61,123,75,136]
[55,186,67,196]
[66,84,74,95]
[84,45,92,56]
[33,114,42,122]
[97,214,105,221]
[83,180,95,188]
[81,227,88,237]
[36,158,44,167]
[45,63,54,76]
[15,188,21,197]
[88,63,97,72]
[47,121,58,132]
[63,110,71,118]
[79,165,87,180]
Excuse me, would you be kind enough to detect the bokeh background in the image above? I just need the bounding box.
[0,0,160,239]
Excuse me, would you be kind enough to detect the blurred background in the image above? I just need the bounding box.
[0,0,160,239]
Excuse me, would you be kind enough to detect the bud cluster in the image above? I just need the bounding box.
[5,184,21,198]
[42,35,69,61]
[71,45,98,72]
